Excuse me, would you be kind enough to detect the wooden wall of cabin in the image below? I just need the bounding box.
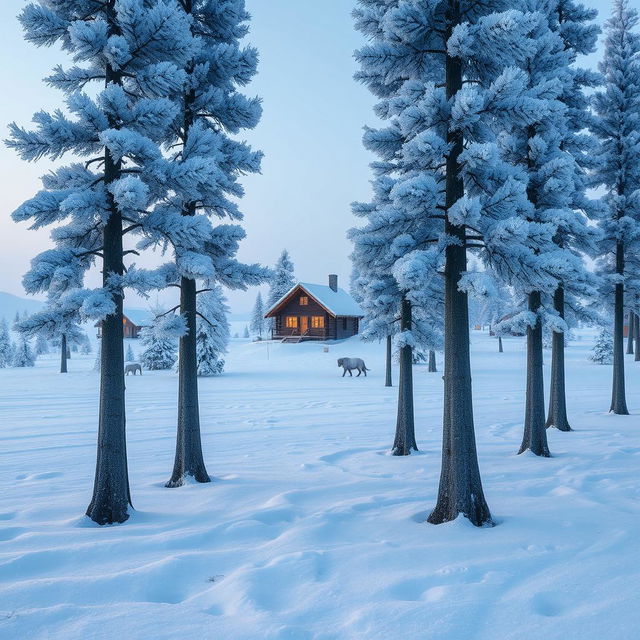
[273,294,331,338]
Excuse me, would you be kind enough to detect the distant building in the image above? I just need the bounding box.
[265,275,364,342]
[95,309,154,339]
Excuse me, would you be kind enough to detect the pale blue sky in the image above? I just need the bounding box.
[0,0,624,313]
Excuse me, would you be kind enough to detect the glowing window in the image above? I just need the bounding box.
[311,316,325,329]
[285,316,298,328]
[300,296,309,306]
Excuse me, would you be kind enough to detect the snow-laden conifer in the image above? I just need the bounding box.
[591,328,614,364]
[478,3,599,454]
[251,292,266,339]
[350,172,444,454]
[195,286,229,376]
[266,250,295,333]
[132,0,269,487]
[13,334,36,368]
[7,0,194,524]
[591,0,640,415]
[125,344,135,362]
[140,319,177,371]
[352,0,569,525]
[17,298,86,373]
[0,320,13,368]
[35,333,49,356]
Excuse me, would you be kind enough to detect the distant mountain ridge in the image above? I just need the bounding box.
[0,291,44,323]
[0,291,249,325]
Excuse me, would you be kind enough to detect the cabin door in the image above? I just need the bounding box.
[299,317,309,335]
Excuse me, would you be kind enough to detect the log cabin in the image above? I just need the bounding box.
[265,275,364,342]
[95,309,153,339]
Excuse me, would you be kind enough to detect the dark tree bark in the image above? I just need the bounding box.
[519,291,551,456]
[546,286,571,431]
[86,4,131,525]
[60,333,68,374]
[385,334,392,387]
[498,336,503,353]
[634,314,640,362]
[392,298,417,455]
[626,311,635,354]
[167,2,210,487]
[428,349,437,372]
[611,241,629,414]
[428,14,492,527]
[166,276,210,486]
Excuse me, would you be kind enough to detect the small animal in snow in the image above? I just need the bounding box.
[337,357,369,377]
[125,363,142,376]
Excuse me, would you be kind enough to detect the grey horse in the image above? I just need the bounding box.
[125,363,142,376]
[337,357,369,377]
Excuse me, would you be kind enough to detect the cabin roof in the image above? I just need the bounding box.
[122,309,154,327]
[265,283,364,318]
[93,308,154,328]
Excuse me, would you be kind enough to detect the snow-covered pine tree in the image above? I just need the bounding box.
[591,327,614,364]
[350,224,400,391]
[0,319,13,368]
[591,0,640,415]
[626,311,635,353]
[13,334,36,367]
[464,2,599,454]
[140,319,177,371]
[35,333,49,355]
[135,0,268,487]
[251,292,266,339]
[479,279,514,352]
[17,298,88,373]
[354,1,564,524]
[243,325,250,339]
[7,1,193,524]
[195,285,230,376]
[536,0,601,434]
[79,333,92,354]
[351,173,444,455]
[266,250,295,333]
[126,344,135,362]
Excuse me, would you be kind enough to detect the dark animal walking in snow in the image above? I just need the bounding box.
[338,357,369,377]
[125,363,142,376]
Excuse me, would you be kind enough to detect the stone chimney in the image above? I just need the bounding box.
[329,274,338,292]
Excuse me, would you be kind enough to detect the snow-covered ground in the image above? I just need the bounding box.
[0,330,639,639]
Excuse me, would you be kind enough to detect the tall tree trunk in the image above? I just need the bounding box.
[86,6,131,525]
[428,349,437,372]
[634,313,640,362]
[611,241,629,414]
[546,286,571,431]
[167,276,210,486]
[428,17,492,526]
[385,334,392,387]
[498,336,503,353]
[392,298,417,455]
[519,291,550,456]
[167,5,210,487]
[626,310,635,354]
[60,333,67,374]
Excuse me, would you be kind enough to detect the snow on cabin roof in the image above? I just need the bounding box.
[124,309,154,328]
[266,283,364,318]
